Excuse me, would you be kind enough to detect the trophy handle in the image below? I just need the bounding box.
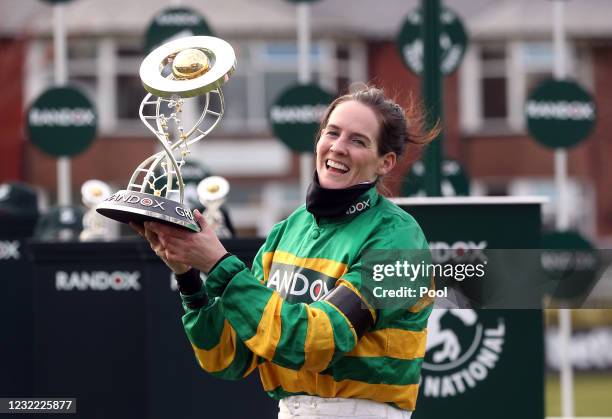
[127,150,184,203]
[180,88,225,146]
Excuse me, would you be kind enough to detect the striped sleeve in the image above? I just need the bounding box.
[181,294,257,380]
[207,255,374,373]
[178,224,286,380]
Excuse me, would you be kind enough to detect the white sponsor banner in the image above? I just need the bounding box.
[546,327,612,371]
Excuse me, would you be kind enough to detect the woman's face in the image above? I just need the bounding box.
[316,100,396,189]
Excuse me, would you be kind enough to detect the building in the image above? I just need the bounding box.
[1,0,610,241]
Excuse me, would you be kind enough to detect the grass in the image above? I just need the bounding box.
[546,372,612,417]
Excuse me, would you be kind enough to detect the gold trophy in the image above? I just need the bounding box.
[97,36,236,231]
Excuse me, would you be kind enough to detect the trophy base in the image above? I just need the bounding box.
[96,190,201,232]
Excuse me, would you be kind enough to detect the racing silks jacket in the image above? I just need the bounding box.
[179,187,433,411]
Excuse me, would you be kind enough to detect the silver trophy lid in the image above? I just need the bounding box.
[140,36,236,98]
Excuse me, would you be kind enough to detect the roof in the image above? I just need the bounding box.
[468,0,612,40]
[3,0,612,40]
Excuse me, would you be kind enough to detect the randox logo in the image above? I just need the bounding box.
[55,271,141,291]
[169,271,206,291]
[156,12,200,26]
[422,309,505,397]
[267,266,333,302]
[29,108,96,127]
[106,192,166,210]
[525,100,595,121]
[0,241,20,260]
[269,104,327,124]
[345,199,370,215]
[105,192,194,221]
[429,241,487,263]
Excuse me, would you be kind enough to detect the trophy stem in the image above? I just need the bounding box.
[157,132,185,204]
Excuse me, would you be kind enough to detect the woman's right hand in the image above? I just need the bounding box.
[130,222,191,274]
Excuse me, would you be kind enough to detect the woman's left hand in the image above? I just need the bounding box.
[144,209,228,274]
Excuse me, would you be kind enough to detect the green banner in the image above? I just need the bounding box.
[416,309,544,419]
[396,200,544,419]
[26,86,97,157]
[541,231,599,303]
[526,79,596,149]
[397,7,468,76]
[269,84,333,153]
[144,7,213,53]
[402,159,469,197]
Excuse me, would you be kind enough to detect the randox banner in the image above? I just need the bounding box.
[24,238,271,419]
[415,310,544,419]
[26,86,97,157]
[0,212,37,398]
[394,198,544,419]
[525,79,596,149]
[541,231,599,304]
[144,7,213,53]
[269,83,333,153]
[396,7,468,76]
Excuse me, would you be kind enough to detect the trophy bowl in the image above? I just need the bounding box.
[96,36,236,232]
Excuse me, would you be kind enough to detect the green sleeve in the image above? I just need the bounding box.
[208,256,362,373]
[205,220,285,299]
[180,286,257,380]
[178,220,287,380]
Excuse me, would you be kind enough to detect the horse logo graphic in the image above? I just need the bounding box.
[421,309,507,398]
[424,309,481,371]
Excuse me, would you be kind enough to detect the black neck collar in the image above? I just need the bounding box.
[306,173,376,220]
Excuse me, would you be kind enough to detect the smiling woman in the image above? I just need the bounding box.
[135,85,438,419]
[316,100,388,189]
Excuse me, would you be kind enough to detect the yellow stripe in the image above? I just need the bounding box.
[271,250,348,279]
[322,299,358,344]
[191,320,237,373]
[336,279,377,324]
[262,252,274,283]
[409,276,435,313]
[346,328,427,359]
[258,362,419,411]
[245,292,283,360]
[303,306,335,372]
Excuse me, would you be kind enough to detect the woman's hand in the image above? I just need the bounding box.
[130,221,191,274]
[137,209,228,274]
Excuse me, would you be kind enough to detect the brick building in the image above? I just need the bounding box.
[1,0,610,241]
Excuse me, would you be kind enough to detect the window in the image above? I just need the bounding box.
[218,40,326,135]
[28,37,365,137]
[461,40,591,134]
[522,42,555,96]
[480,45,507,120]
